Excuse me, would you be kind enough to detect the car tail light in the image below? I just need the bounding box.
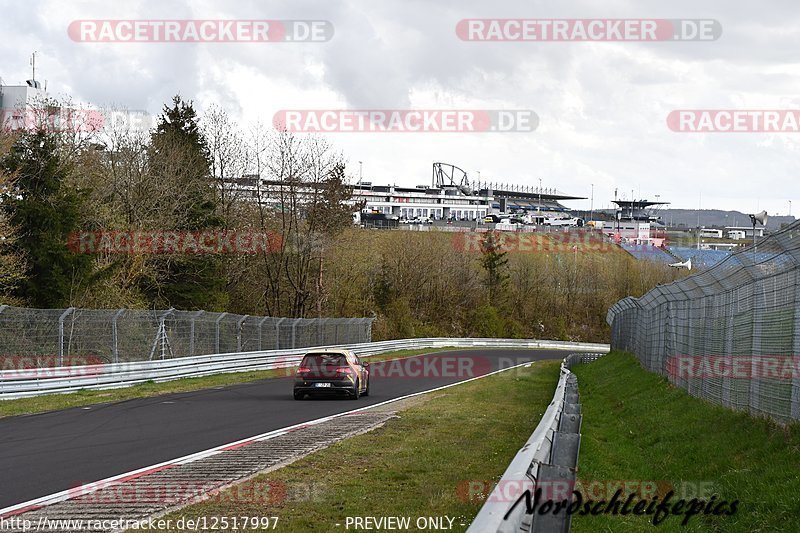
[297,366,311,374]
[336,367,352,375]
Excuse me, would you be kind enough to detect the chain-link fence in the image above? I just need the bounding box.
[0,305,374,365]
[607,220,800,423]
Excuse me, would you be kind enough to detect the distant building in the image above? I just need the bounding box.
[351,182,583,221]
[725,226,765,238]
[0,78,48,127]
[699,228,723,239]
[223,163,586,222]
[607,199,670,245]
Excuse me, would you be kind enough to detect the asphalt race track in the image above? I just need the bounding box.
[0,348,564,509]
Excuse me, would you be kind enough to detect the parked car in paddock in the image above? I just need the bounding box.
[294,349,370,400]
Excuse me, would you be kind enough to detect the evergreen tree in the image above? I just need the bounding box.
[480,230,509,303]
[1,130,93,307]
[143,96,227,310]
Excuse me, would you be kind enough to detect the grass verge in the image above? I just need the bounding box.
[0,348,455,419]
[570,351,800,532]
[130,359,563,532]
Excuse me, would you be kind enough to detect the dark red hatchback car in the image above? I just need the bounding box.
[293,350,370,400]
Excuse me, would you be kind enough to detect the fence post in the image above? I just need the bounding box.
[258,316,270,351]
[750,281,764,416]
[112,309,125,364]
[149,308,175,360]
[215,313,228,354]
[291,318,301,349]
[276,317,286,350]
[58,307,75,366]
[722,291,735,409]
[237,315,248,352]
[793,273,800,419]
[349,318,359,343]
[190,310,204,356]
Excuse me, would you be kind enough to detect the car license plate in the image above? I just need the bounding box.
[314,383,332,388]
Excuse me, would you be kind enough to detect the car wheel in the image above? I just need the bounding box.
[294,391,304,400]
[363,377,370,396]
[350,379,360,400]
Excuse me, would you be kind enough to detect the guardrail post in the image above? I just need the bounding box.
[532,464,575,533]
[467,355,600,533]
[531,373,582,533]
[215,312,228,354]
[58,307,75,366]
[237,315,248,352]
[111,309,125,364]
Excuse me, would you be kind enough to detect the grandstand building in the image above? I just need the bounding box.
[352,182,584,221]
[223,162,585,222]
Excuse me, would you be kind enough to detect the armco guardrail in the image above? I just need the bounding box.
[0,339,609,399]
[468,352,605,533]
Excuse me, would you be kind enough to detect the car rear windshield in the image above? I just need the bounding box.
[301,354,348,367]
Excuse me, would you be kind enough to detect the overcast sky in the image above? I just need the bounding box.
[2,0,799,215]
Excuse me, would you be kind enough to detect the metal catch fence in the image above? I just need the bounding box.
[0,305,374,365]
[607,220,800,423]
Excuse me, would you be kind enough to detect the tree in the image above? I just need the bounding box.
[201,105,249,224]
[1,129,93,307]
[480,231,509,303]
[0,131,28,303]
[143,96,227,310]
